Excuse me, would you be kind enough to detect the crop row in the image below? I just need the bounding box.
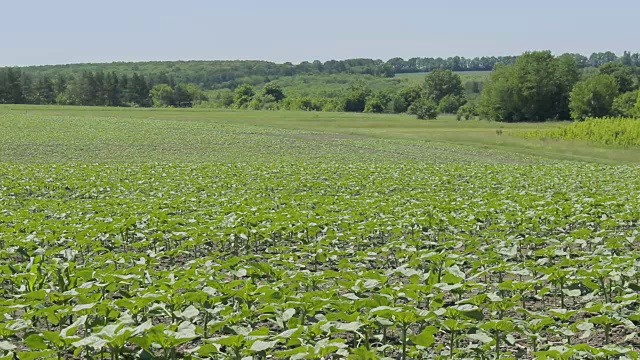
[0,162,639,359]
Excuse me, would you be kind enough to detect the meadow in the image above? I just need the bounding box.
[0,105,639,359]
[395,71,491,84]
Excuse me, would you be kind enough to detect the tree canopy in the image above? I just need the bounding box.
[478,51,580,122]
[569,74,619,120]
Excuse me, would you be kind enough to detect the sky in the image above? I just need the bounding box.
[1,0,639,66]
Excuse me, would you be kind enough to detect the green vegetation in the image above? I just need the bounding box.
[395,70,491,83]
[1,105,639,164]
[515,117,640,146]
[2,51,640,122]
[478,52,579,122]
[0,104,639,359]
[569,74,619,120]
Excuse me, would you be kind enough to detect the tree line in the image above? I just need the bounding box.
[0,69,207,108]
[9,51,640,90]
[222,51,640,121]
[1,51,639,120]
[477,52,640,121]
[223,70,470,118]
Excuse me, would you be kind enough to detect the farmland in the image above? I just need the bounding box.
[1,106,640,359]
[395,71,491,84]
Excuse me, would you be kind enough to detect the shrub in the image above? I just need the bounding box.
[456,103,477,120]
[612,90,639,118]
[409,98,439,120]
[438,94,464,114]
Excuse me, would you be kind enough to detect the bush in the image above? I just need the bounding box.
[150,84,175,108]
[364,97,386,113]
[409,98,439,120]
[438,94,464,114]
[364,91,391,113]
[261,82,285,102]
[248,94,278,110]
[281,96,323,111]
[320,98,343,112]
[456,103,477,120]
[390,95,409,113]
[612,90,639,118]
[342,83,371,112]
[233,84,255,109]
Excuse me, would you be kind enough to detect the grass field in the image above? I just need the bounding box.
[1,105,639,164]
[0,105,639,359]
[395,71,492,83]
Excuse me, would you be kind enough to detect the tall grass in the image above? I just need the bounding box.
[515,117,640,147]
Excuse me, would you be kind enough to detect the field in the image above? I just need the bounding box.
[395,71,492,84]
[1,105,640,359]
[516,118,640,147]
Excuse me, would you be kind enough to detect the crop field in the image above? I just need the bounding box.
[0,106,640,359]
[515,118,640,147]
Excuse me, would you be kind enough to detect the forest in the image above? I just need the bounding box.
[1,51,639,121]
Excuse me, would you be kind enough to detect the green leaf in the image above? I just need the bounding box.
[0,341,16,351]
[24,334,48,350]
[17,350,56,360]
[282,308,296,321]
[468,331,493,344]
[333,322,362,332]
[72,336,108,350]
[409,326,437,347]
[250,340,278,352]
[213,335,245,348]
[177,305,200,320]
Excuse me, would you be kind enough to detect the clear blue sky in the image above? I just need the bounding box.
[2,0,638,66]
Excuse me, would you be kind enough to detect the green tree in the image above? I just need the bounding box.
[233,84,255,109]
[20,73,35,104]
[342,82,371,112]
[409,98,438,120]
[612,90,639,117]
[34,76,56,104]
[456,103,477,120]
[53,74,68,97]
[248,94,278,110]
[569,74,618,120]
[150,84,176,107]
[599,62,636,93]
[478,51,579,122]
[219,89,235,107]
[7,68,25,104]
[105,72,122,106]
[129,73,151,107]
[364,93,388,113]
[391,85,423,113]
[438,94,465,114]
[0,68,25,104]
[174,84,207,107]
[65,71,97,106]
[261,82,285,102]
[554,54,581,119]
[424,69,464,104]
[93,71,107,106]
